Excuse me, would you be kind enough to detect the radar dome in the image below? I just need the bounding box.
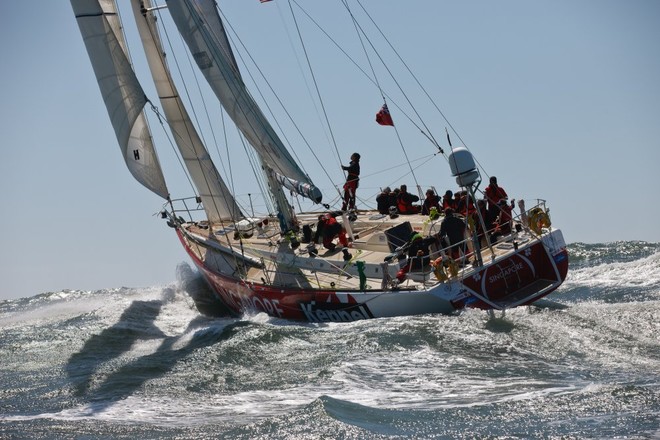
[448,147,480,187]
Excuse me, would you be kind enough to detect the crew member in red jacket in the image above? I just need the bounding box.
[397,184,421,214]
[314,213,349,251]
[484,176,508,228]
[489,198,515,243]
[442,190,456,212]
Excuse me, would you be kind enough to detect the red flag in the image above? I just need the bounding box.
[375,103,394,126]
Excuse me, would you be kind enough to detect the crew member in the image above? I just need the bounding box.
[440,208,466,260]
[421,189,440,216]
[396,184,421,214]
[341,153,360,211]
[376,187,394,214]
[484,176,508,228]
[490,199,515,243]
[314,213,349,251]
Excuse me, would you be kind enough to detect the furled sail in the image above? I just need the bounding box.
[166,0,322,204]
[131,0,243,223]
[274,172,324,203]
[71,0,169,199]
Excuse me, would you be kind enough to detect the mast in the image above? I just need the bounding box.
[131,0,243,223]
[71,0,169,200]
[166,0,322,231]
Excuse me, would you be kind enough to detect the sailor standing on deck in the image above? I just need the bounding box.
[484,176,508,228]
[440,208,466,260]
[341,153,360,211]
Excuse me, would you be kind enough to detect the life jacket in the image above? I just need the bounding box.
[485,184,507,208]
[397,192,419,214]
[457,197,476,217]
[442,196,457,211]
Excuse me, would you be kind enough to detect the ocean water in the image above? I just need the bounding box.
[1,242,659,439]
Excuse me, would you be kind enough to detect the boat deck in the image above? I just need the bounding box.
[182,209,533,292]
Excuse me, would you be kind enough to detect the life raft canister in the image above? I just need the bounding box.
[431,257,458,282]
[528,207,551,235]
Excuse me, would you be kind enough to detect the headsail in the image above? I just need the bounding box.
[166,0,322,204]
[71,0,168,200]
[131,0,243,223]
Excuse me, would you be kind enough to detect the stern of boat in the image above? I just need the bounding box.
[452,228,568,310]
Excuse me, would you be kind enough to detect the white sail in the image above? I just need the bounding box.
[131,0,242,223]
[166,0,322,204]
[71,0,169,199]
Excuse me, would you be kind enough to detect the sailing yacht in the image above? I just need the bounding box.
[71,0,569,322]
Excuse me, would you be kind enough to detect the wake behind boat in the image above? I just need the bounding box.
[71,0,568,322]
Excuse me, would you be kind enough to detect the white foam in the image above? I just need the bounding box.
[564,251,660,290]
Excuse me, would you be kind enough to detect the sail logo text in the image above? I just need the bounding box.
[301,301,372,322]
[489,262,524,284]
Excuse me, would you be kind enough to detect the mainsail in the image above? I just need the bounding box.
[166,0,322,204]
[131,0,243,223]
[71,0,169,200]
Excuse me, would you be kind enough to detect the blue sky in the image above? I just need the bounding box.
[1,0,659,300]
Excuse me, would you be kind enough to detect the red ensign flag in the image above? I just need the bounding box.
[375,103,394,126]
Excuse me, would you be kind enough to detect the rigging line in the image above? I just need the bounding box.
[353,0,445,151]
[158,8,229,181]
[289,0,441,153]
[218,107,239,207]
[353,193,373,210]
[340,0,428,201]
[350,153,439,207]
[342,16,419,192]
[149,4,239,225]
[275,1,338,173]
[152,2,232,189]
[345,0,442,155]
[340,0,384,102]
[285,0,343,175]
[171,7,266,216]
[292,192,304,215]
[326,193,343,209]
[360,153,437,181]
[389,153,438,195]
[177,29,235,192]
[190,2,313,203]
[219,8,338,192]
[343,8,425,199]
[352,1,497,176]
[147,101,196,196]
[219,11,319,185]
[116,0,135,69]
[182,3,291,186]
[237,128,275,215]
